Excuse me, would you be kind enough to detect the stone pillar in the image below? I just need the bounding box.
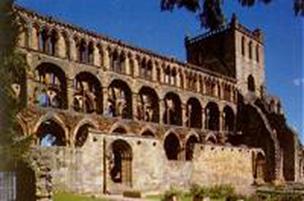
[219,110,223,132]
[202,107,206,130]
[93,44,101,67]
[159,99,165,124]
[102,87,109,116]
[182,103,187,127]
[152,62,157,82]
[133,58,139,78]
[102,47,110,70]
[69,37,77,61]
[30,24,38,50]
[132,93,138,121]
[66,79,74,111]
[124,56,130,75]
[57,34,66,58]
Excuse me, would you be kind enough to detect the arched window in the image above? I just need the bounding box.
[186,98,202,128]
[38,27,49,53]
[110,140,132,186]
[49,29,58,56]
[37,120,66,147]
[247,75,255,92]
[241,36,245,56]
[34,63,67,109]
[205,102,220,131]
[223,106,235,132]
[256,45,260,62]
[164,133,180,160]
[138,86,159,122]
[248,41,253,59]
[73,72,103,114]
[107,80,132,119]
[88,41,94,64]
[185,135,199,161]
[110,50,125,73]
[77,39,87,63]
[163,92,182,126]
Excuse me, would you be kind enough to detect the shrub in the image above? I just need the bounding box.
[208,184,235,199]
[162,187,182,201]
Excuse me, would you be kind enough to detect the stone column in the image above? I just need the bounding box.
[182,103,187,127]
[219,111,223,132]
[202,107,206,130]
[102,47,110,71]
[124,56,130,75]
[152,62,157,82]
[69,37,77,61]
[66,79,74,111]
[57,34,66,58]
[93,44,101,67]
[133,58,139,78]
[159,99,165,124]
[102,87,109,116]
[132,93,138,120]
[30,23,39,50]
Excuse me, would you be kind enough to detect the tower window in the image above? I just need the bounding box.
[248,41,253,59]
[241,37,245,56]
[256,45,260,62]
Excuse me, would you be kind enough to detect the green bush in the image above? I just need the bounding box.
[162,187,182,201]
[208,184,235,199]
[189,184,235,199]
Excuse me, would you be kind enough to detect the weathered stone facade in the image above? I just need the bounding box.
[12,5,304,199]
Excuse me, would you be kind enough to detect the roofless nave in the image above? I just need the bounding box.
[10,5,304,199]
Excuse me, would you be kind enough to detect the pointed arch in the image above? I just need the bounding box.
[185,134,199,161]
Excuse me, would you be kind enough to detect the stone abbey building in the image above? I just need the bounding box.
[10,5,304,199]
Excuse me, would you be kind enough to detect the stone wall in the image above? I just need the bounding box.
[33,133,103,195]
[33,132,261,196]
[191,144,257,194]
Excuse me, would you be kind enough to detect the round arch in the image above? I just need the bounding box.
[36,119,66,146]
[205,102,220,131]
[186,97,202,128]
[34,62,67,109]
[110,139,132,185]
[164,132,181,160]
[107,79,132,119]
[137,86,160,123]
[73,71,103,114]
[163,92,182,126]
[223,105,235,132]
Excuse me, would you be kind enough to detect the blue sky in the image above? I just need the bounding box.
[17,0,303,141]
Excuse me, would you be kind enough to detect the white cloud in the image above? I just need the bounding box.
[293,78,304,86]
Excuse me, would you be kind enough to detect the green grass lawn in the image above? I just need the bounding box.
[54,192,109,201]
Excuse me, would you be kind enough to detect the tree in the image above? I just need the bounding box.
[161,0,304,30]
[0,0,31,170]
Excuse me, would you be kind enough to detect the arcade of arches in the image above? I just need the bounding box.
[13,6,304,198]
